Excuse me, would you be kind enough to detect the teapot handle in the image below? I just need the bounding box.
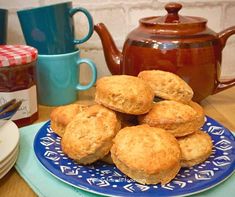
[213,26,235,94]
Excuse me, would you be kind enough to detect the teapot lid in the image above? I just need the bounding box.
[140,3,207,34]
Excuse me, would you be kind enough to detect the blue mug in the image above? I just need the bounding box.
[36,50,97,106]
[17,2,93,54]
[0,8,8,44]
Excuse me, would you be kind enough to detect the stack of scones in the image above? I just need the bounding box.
[50,70,212,185]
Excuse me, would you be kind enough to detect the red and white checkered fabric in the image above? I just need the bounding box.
[0,45,38,67]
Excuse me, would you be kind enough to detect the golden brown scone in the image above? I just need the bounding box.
[138,70,193,103]
[138,100,200,137]
[95,75,154,115]
[100,112,138,164]
[50,103,88,137]
[177,130,213,167]
[61,104,121,165]
[100,152,114,164]
[111,124,181,185]
[188,101,205,129]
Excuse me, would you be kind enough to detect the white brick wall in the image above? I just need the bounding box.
[1,0,235,82]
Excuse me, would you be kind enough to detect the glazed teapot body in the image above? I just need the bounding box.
[95,3,235,102]
[122,26,222,102]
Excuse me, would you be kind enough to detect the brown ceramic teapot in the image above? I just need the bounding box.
[95,2,235,102]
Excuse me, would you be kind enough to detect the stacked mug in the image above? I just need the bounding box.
[17,2,97,106]
[0,8,8,44]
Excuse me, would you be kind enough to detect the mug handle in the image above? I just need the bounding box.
[76,58,97,90]
[214,26,235,94]
[69,7,94,44]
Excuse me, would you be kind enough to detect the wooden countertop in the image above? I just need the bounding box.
[0,87,235,197]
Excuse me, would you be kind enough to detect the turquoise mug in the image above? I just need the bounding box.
[17,2,93,54]
[36,50,97,106]
[0,8,8,44]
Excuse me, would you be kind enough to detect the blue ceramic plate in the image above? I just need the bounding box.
[34,116,235,197]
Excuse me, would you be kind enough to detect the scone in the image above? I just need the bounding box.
[138,100,200,137]
[188,101,205,128]
[95,75,154,115]
[177,130,213,167]
[61,104,121,165]
[50,103,88,137]
[111,124,181,185]
[138,70,193,103]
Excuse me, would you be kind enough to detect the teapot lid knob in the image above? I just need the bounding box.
[139,2,207,33]
[164,3,183,23]
[165,2,182,15]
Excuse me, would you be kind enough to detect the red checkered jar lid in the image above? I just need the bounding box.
[0,45,38,67]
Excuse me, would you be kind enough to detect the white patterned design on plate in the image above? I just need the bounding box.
[215,140,232,151]
[212,156,231,167]
[112,171,122,177]
[162,183,175,190]
[47,127,53,133]
[135,184,150,191]
[195,170,214,180]
[44,150,60,161]
[100,170,112,175]
[60,165,80,176]
[172,180,187,188]
[40,136,55,146]
[87,178,110,187]
[123,183,150,192]
[208,126,225,135]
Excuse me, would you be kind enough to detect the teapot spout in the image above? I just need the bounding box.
[94,23,122,75]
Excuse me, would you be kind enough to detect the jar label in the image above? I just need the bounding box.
[0,85,37,120]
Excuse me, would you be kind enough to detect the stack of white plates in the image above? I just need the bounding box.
[0,120,19,179]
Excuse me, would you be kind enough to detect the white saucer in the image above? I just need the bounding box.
[0,144,19,168]
[0,147,19,179]
[0,120,19,163]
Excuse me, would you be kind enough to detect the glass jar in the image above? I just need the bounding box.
[0,45,38,127]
